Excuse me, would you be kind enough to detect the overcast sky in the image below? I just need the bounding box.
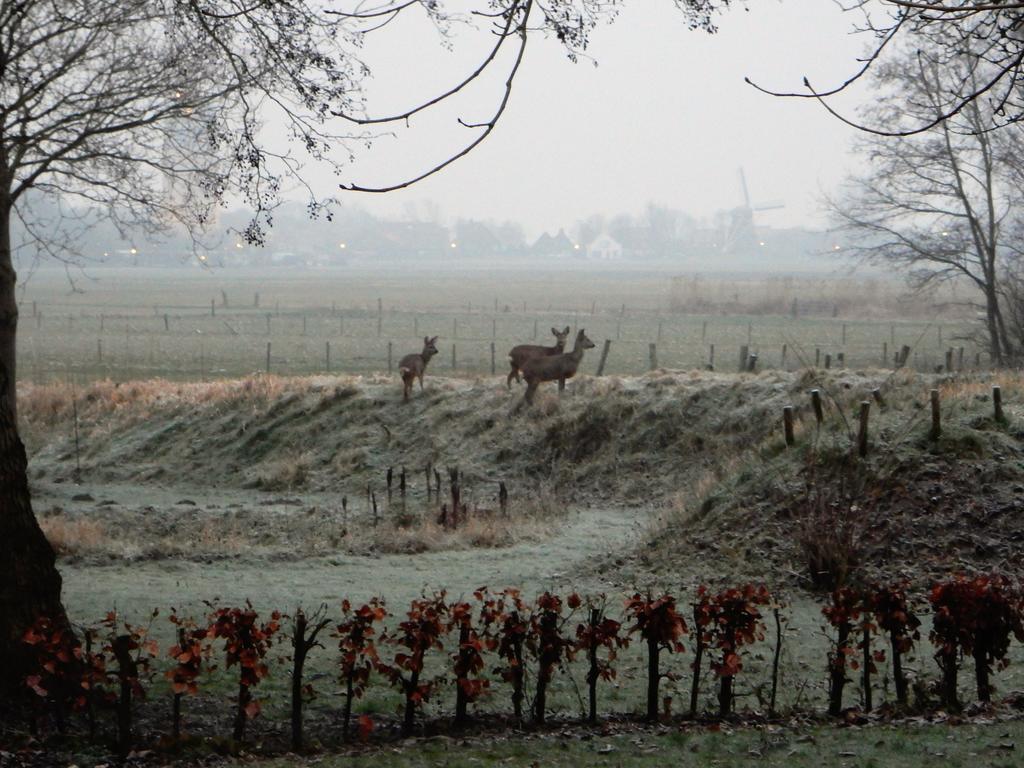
[297,1,871,237]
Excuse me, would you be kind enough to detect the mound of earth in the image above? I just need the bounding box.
[19,369,1024,585]
[643,373,1024,590]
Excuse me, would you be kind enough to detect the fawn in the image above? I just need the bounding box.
[519,329,595,407]
[398,336,438,402]
[507,326,571,389]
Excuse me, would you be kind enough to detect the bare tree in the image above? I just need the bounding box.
[751,2,1024,134]
[829,49,1024,364]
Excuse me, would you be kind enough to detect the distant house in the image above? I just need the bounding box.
[586,233,623,261]
[454,219,501,256]
[531,228,576,258]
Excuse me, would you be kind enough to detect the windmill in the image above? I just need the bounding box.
[719,167,785,254]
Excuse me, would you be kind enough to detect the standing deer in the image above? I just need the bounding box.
[507,326,571,389]
[398,336,438,402]
[518,329,595,408]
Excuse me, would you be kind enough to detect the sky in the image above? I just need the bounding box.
[300,0,873,237]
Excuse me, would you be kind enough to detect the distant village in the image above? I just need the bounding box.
[29,196,840,272]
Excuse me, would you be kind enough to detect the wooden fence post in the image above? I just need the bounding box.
[882,342,888,365]
[815,348,821,367]
[836,352,845,368]
[708,343,715,369]
[701,320,707,342]
[945,348,953,371]
[857,401,870,457]
[781,344,787,370]
[210,298,215,317]
[993,385,1004,422]
[842,324,847,346]
[451,343,457,370]
[388,341,393,373]
[596,339,611,376]
[649,343,658,371]
[164,314,169,332]
[957,347,964,371]
[783,406,795,447]
[747,353,758,373]
[930,388,941,440]
[326,341,331,373]
[738,345,749,373]
[266,342,271,373]
[811,389,824,425]
[490,342,496,375]
[824,353,832,370]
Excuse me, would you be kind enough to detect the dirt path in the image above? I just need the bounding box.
[56,496,646,628]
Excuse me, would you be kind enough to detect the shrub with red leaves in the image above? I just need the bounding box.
[380,592,449,736]
[574,595,628,724]
[334,597,387,741]
[705,585,771,717]
[488,588,530,723]
[21,616,82,733]
[99,610,159,756]
[449,591,496,726]
[823,587,860,716]
[208,602,281,742]
[527,592,579,725]
[867,583,920,708]
[625,592,688,722]
[167,611,211,739]
[930,574,1024,709]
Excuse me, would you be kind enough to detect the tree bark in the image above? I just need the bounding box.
[0,205,70,701]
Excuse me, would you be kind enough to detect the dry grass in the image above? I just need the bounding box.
[39,516,107,556]
[256,452,313,490]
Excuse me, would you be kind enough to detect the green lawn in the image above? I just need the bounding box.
[257,719,1024,768]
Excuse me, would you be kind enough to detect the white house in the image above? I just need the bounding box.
[586,233,623,261]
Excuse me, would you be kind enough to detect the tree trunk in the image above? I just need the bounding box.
[827,623,850,717]
[454,623,470,726]
[402,670,419,736]
[973,647,991,703]
[0,205,70,701]
[890,631,907,708]
[646,637,660,722]
[940,648,959,712]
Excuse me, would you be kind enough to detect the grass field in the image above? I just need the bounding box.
[12,266,1024,766]
[17,267,982,384]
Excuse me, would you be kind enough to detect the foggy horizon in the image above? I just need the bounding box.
[268,0,869,240]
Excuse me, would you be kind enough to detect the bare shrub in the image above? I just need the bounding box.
[794,477,865,592]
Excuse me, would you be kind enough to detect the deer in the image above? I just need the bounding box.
[398,336,438,402]
[518,329,595,408]
[506,326,571,389]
